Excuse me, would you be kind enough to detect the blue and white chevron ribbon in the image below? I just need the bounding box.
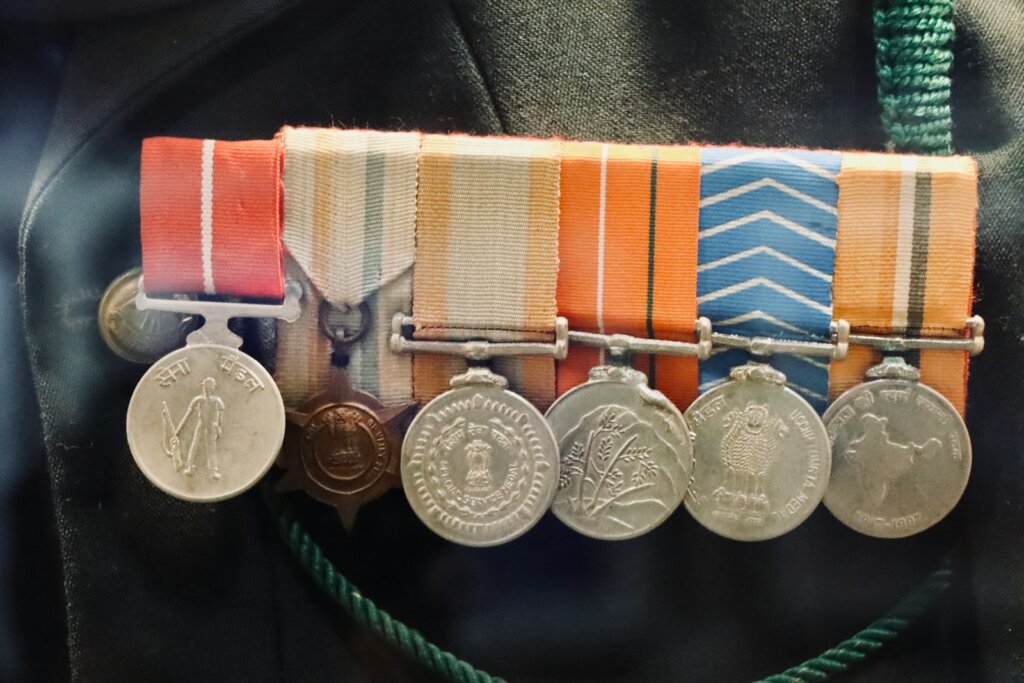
[697,148,841,411]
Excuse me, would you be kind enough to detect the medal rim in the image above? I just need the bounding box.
[822,376,971,539]
[544,375,692,540]
[126,343,285,503]
[401,381,559,547]
[682,376,832,542]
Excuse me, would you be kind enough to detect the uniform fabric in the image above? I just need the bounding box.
[15,1,1024,681]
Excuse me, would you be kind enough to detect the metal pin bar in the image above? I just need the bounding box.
[709,320,850,360]
[389,314,569,361]
[136,278,303,322]
[567,317,713,360]
[137,278,303,348]
[847,315,985,356]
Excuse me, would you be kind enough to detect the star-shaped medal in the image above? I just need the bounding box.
[276,367,417,530]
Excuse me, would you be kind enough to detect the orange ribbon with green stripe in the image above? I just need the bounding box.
[556,141,701,410]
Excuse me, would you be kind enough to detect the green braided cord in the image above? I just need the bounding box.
[755,564,953,682]
[874,0,957,154]
[267,486,951,683]
[266,490,504,683]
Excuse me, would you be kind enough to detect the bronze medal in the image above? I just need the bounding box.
[276,302,417,529]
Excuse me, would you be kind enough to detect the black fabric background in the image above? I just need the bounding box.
[11,0,1024,680]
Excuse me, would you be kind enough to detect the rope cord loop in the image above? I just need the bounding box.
[266,485,952,683]
[873,0,957,155]
[266,490,505,683]
[754,565,953,683]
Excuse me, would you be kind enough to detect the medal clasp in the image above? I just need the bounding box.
[136,277,302,348]
[847,315,985,356]
[710,319,850,360]
[389,314,569,360]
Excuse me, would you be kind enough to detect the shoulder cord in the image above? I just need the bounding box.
[875,0,956,154]
[265,0,958,680]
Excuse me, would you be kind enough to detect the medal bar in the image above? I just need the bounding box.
[389,314,569,361]
[710,320,850,360]
[126,281,300,502]
[846,315,984,356]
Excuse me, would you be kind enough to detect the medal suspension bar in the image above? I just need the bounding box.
[847,315,985,356]
[388,314,985,361]
[136,277,303,347]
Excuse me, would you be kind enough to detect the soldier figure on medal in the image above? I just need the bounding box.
[124,282,299,503]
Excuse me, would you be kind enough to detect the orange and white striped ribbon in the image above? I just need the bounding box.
[556,141,701,410]
[412,134,561,408]
[831,153,977,413]
[273,127,419,406]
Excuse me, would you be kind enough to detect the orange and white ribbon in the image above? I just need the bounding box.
[411,134,561,407]
[831,153,978,412]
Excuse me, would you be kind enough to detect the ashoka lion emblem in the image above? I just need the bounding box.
[305,405,388,486]
[713,402,789,524]
[429,409,532,516]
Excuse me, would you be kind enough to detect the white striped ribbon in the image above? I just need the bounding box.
[274,127,420,406]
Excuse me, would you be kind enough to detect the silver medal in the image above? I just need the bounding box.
[401,366,559,547]
[125,280,299,502]
[823,358,971,538]
[684,363,831,541]
[545,364,692,540]
[127,345,284,501]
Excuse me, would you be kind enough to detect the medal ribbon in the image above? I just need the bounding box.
[412,134,561,407]
[273,127,419,406]
[697,147,842,412]
[140,137,284,299]
[556,141,701,410]
[831,153,977,413]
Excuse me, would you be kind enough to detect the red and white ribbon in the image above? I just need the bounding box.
[140,137,284,299]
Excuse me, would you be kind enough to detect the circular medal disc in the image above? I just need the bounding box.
[823,379,971,538]
[684,371,831,541]
[299,402,395,498]
[545,366,692,540]
[401,370,559,547]
[126,344,285,502]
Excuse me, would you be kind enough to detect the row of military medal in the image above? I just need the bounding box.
[103,270,980,546]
